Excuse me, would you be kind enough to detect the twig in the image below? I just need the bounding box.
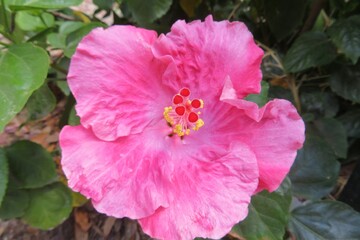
[47,77,67,82]
[0,41,9,47]
[49,11,76,21]
[287,75,302,113]
[0,29,15,42]
[300,0,328,33]
[256,40,285,70]
[227,0,242,20]
[1,0,10,33]
[302,74,330,82]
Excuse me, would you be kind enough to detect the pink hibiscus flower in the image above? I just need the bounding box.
[60,16,305,240]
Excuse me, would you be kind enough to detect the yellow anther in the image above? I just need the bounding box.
[174,124,185,136]
[163,106,174,125]
[193,119,204,131]
[199,99,204,108]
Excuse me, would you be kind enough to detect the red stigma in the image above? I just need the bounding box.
[191,99,201,108]
[188,112,199,123]
[173,95,183,105]
[175,106,185,116]
[180,88,190,97]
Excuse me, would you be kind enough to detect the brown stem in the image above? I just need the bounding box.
[288,76,302,113]
[300,0,328,33]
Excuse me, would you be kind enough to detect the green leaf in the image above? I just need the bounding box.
[289,136,340,199]
[289,201,360,239]
[6,0,82,10]
[283,32,337,73]
[245,81,269,107]
[22,182,72,230]
[328,15,360,64]
[232,178,292,240]
[68,106,80,126]
[71,191,87,207]
[15,11,54,31]
[0,43,49,132]
[0,149,9,206]
[263,0,307,40]
[338,109,360,138]
[330,63,360,103]
[124,0,172,24]
[64,22,106,58]
[26,83,56,120]
[47,21,84,49]
[0,188,29,219]
[5,140,57,189]
[310,118,348,158]
[93,0,115,9]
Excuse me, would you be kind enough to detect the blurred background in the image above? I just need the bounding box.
[0,0,360,239]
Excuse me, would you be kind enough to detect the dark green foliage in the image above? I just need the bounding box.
[330,63,360,103]
[0,149,8,206]
[5,141,57,189]
[289,201,360,239]
[0,142,72,229]
[283,32,337,73]
[327,15,360,64]
[262,0,307,40]
[232,178,292,240]
[289,136,340,199]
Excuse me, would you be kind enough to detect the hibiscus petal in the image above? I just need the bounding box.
[152,15,263,99]
[242,99,305,192]
[59,125,174,219]
[139,142,259,240]
[68,26,172,141]
[219,79,305,192]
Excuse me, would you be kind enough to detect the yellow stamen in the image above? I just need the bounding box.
[163,106,174,125]
[193,119,204,131]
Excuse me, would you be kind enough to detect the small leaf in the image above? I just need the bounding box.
[47,21,84,49]
[245,81,269,107]
[68,106,80,126]
[289,201,360,239]
[0,43,49,132]
[124,0,172,24]
[22,182,72,230]
[5,141,57,189]
[310,118,348,158]
[26,83,56,120]
[71,191,88,207]
[0,149,9,206]
[6,0,82,10]
[15,11,54,31]
[338,109,360,138]
[263,0,307,40]
[0,188,29,219]
[327,15,360,64]
[330,63,360,103]
[283,32,337,73]
[289,136,340,199]
[64,22,106,58]
[180,0,202,17]
[232,179,291,240]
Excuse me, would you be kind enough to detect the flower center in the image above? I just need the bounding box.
[163,87,204,137]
